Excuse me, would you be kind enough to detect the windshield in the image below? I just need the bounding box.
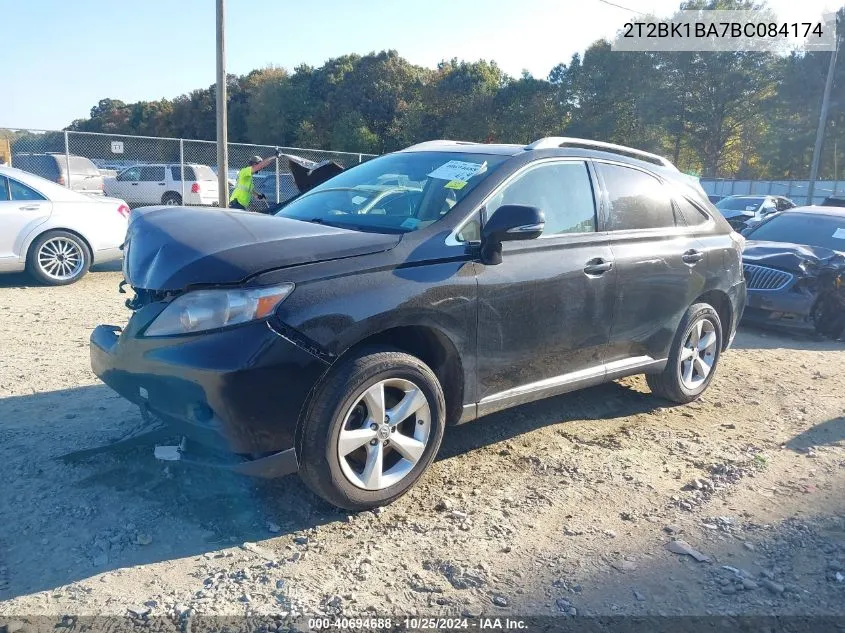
[275,151,508,233]
[747,213,845,251]
[716,197,764,212]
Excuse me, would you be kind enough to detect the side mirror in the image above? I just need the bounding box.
[480,204,545,265]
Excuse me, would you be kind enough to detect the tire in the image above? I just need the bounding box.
[812,293,845,340]
[298,348,446,511]
[646,303,723,404]
[26,230,92,286]
[162,192,182,206]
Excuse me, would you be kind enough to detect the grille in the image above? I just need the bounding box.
[743,263,793,290]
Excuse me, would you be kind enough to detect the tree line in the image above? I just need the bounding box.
[63,1,844,179]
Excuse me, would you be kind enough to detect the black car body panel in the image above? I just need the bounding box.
[740,209,845,334]
[91,140,746,476]
[742,241,845,330]
[123,206,401,290]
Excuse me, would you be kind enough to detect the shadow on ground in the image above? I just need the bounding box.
[787,416,845,452]
[733,323,845,351]
[0,377,664,602]
[0,261,121,289]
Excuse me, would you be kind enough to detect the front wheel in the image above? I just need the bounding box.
[646,303,723,404]
[298,349,446,511]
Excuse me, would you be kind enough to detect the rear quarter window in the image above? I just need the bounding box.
[69,156,100,175]
[674,196,710,226]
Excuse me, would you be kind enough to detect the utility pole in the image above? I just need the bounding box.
[216,0,229,208]
[807,34,839,205]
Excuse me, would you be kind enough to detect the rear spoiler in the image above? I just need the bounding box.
[283,153,344,193]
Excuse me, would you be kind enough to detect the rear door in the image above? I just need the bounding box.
[138,165,167,204]
[0,175,52,261]
[595,161,708,365]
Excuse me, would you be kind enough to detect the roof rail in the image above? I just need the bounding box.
[526,136,676,170]
[404,140,481,150]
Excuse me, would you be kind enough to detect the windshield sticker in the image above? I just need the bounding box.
[833,228,845,240]
[745,205,756,211]
[444,179,467,190]
[400,217,421,230]
[351,196,367,205]
[428,160,487,182]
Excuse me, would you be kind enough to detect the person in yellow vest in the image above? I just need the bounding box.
[229,150,281,210]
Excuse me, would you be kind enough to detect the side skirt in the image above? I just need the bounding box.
[455,356,667,424]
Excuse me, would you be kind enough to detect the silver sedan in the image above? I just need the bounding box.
[0,165,129,285]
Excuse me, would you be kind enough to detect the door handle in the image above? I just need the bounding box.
[584,258,614,276]
[130,182,139,186]
[682,249,704,265]
[19,205,40,211]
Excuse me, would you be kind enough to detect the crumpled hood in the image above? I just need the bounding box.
[742,241,843,273]
[123,206,400,290]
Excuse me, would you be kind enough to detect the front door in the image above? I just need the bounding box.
[0,175,52,261]
[111,166,141,205]
[474,159,617,414]
[594,161,708,365]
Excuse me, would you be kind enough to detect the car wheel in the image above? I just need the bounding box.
[162,193,182,206]
[812,293,845,340]
[646,303,723,404]
[298,348,446,511]
[26,230,92,286]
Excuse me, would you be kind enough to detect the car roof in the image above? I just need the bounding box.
[399,141,525,156]
[0,165,96,201]
[786,205,845,217]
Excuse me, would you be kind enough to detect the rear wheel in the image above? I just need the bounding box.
[162,192,182,206]
[26,230,91,286]
[298,349,445,511]
[646,303,722,403]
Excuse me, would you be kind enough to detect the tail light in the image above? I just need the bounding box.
[191,183,200,194]
[117,204,130,220]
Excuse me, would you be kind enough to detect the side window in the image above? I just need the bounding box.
[599,163,675,231]
[140,166,166,182]
[118,167,141,182]
[776,198,794,211]
[674,196,710,226]
[486,161,596,236]
[0,176,10,201]
[8,178,46,201]
[170,166,181,181]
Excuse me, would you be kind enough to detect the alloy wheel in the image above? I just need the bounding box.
[37,237,84,281]
[678,318,718,390]
[337,378,431,491]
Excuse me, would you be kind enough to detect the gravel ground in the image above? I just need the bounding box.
[1,267,844,628]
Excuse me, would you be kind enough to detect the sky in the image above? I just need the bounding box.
[2,0,838,130]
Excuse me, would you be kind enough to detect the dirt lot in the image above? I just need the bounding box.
[1,267,844,628]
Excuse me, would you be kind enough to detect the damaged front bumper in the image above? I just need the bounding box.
[90,315,330,478]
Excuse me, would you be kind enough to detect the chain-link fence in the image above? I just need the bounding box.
[700,178,844,206]
[1,128,378,210]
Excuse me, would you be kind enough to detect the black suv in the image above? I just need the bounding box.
[91,137,746,510]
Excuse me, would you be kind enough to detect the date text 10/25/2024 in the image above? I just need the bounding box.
[307,617,529,630]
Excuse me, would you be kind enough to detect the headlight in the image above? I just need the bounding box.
[143,283,294,337]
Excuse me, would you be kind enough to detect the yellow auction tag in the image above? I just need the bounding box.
[444,180,467,190]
